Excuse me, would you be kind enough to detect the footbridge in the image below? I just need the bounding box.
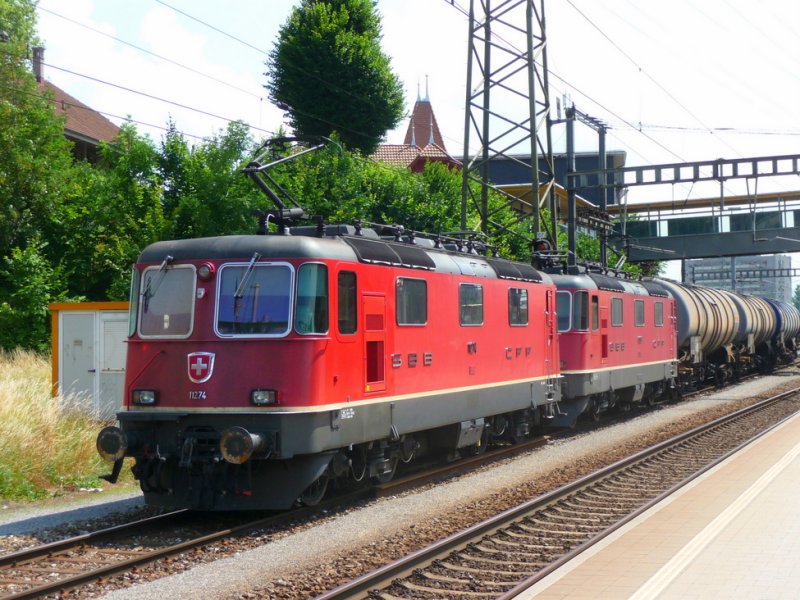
[607,190,800,262]
[566,153,800,263]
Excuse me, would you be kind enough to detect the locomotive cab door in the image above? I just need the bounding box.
[588,294,602,363]
[363,294,386,392]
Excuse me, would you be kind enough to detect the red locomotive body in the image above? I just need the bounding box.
[550,270,678,424]
[98,227,561,509]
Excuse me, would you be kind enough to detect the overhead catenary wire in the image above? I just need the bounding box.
[38,6,265,100]
[38,2,405,146]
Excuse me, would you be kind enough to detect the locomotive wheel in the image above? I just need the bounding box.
[468,428,490,456]
[371,456,398,484]
[299,472,329,506]
[589,399,601,422]
[350,447,368,482]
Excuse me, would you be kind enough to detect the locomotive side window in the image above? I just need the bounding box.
[654,301,664,326]
[611,297,623,326]
[591,295,599,330]
[338,271,357,334]
[396,278,427,325]
[216,263,293,336]
[572,290,589,331]
[139,265,196,338]
[508,288,528,326]
[634,299,645,326]
[459,283,484,326]
[556,291,571,332]
[295,263,329,334]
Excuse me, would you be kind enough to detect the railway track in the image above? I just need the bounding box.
[0,436,549,599]
[0,501,351,600]
[1,374,794,598]
[317,386,800,599]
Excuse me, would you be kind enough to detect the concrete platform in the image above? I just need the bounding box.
[516,407,800,599]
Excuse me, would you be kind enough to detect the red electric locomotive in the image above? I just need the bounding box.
[96,140,561,509]
[550,268,678,425]
[96,229,560,510]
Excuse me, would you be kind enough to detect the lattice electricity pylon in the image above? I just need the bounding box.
[458,0,556,245]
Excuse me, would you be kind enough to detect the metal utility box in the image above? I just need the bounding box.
[49,302,128,420]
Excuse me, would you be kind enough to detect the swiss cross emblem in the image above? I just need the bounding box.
[187,352,215,384]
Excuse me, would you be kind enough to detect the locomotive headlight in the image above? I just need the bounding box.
[132,389,157,405]
[197,262,215,281]
[251,389,278,406]
[96,426,128,462]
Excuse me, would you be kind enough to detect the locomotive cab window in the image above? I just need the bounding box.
[611,297,623,326]
[139,264,196,338]
[654,301,664,326]
[338,271,357,334]
[556,291,571,332]
[634,299,645,327]
[216,262,293,336]
[396,278,427,325]
[459,283,484,326]
[295,263,329,335]
[591,295,599,330]
[508,288,528,326]
[572,290,589,331]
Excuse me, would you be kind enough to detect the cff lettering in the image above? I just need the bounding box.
[608,342,626,352]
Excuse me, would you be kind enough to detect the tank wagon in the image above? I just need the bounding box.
[96,226,561,510]
[762,297,800,362]
[652,279,799,386]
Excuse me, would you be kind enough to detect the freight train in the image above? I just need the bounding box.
[550,271,800,426]
[95,139,800,510]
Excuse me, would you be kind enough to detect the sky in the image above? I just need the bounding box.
[33,0,800,279]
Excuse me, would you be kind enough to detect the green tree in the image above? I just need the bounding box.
[264,139,464,236]
[0,0,77,350]
[793,284,800,312]
[159,121,261,239]
[0,0,73,261]
[266,0,405,154]
[0,238,68,352]
[44,124,166,301]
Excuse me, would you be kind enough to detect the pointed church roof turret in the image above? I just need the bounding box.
[403,78,445,150]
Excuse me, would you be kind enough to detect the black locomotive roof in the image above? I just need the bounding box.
[344,236,436,270]
[138,233,547,283]
[587,273,627,292]
[639,280,671,298]
[485,257,543,282]
[138,235,359,263]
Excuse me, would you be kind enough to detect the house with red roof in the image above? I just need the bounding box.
[33,47,119,162]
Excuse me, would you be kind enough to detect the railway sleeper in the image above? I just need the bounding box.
[439,561,534,577]
[459,552,547,567]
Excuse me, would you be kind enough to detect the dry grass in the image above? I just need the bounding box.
[0,349,114,501]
